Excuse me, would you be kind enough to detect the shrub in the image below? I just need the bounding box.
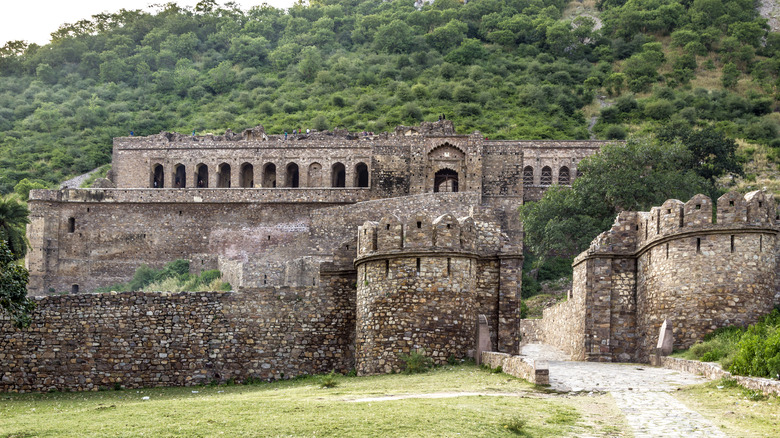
[399,350,433,374]
[318,370,339,388]
[604,125,627,140]
[502,416,528,435]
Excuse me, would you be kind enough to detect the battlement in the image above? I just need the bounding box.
[576,190,779,262]
[356,212,481,259]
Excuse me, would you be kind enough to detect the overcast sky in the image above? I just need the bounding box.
[1,1,298,46]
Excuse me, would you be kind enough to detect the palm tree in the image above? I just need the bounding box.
[0,195,30,259]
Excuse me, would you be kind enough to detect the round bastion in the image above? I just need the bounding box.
[354,212,479,375]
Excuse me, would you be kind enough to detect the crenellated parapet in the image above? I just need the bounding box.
[560,190,780,364]
[355,212,481,261]
[576,190,779,264]
[354,210,519,375]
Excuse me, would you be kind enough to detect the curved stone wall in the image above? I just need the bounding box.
[354,213,480,375]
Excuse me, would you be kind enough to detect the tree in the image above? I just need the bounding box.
[520,137,710,260]
[0,239,33,328]
[373,21,415,54]
[0,196,30,260]
[657,125,742,181]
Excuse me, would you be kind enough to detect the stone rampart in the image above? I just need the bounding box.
[0,285,355,393]
[527,191,779,363]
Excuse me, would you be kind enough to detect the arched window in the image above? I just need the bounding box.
[540,166,552,185]
[286,163,299,188]
[262,163,276,188]
[355,162,369,188]
[558,166,570,185]
[217,163,231,188]
[332,162,345,187]
[195,163,208,188]
[308,162,322,187]
[152,164,164,188]
[174,164,186,188]
[434,169,458,193]
[239,163,254,188]
[523,166,534,186]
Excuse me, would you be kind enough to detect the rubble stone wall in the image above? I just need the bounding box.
[0,281,356,393]
[526,191,779,363]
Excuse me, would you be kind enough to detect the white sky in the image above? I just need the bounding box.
[1,1,299,47]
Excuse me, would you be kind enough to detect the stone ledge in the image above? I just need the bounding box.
[481,352,549,385]
[657,356,780,396]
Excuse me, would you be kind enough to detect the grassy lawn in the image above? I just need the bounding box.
[675,378,780,437]
[0,365,623,438]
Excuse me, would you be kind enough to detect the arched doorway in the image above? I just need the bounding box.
[196,163,208,188]
[239,163,254,188]
[217,163,231,188]
[558,166,570,185]
[152,164,164,188]
[434,169,458,192]
[523,166,534,185]
[286,163,299,187]
[541,166,552,185]
[262,163,276,188]
[174,164,186,188]
[332,162,345,187]
[354,162,369,187]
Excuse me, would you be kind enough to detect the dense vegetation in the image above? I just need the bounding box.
[0,196,33,327]
[0,0,776,195]
[92,259,230,294]
[675,308,780,380]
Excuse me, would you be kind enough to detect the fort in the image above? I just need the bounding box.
[1,120,778,392]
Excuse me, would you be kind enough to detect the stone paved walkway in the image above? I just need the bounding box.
[520,344,728,437]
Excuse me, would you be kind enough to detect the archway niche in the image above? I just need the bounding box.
[196,163,209,188]
[540,166,552,185]
[332,162,346,187]
[152,164,164,188]
[239,163,254,188]
[308,162,322,187]
[286,163,299,188]
[558,166,570,185]
[355,162,369,187]
[174,164,186,188]
[523,166,534,185]
[434,168,459,193]
[217,163,231,188]
[262,163,276,188]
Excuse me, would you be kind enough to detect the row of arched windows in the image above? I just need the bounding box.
[523,166,570,186]
[151,162,370,189]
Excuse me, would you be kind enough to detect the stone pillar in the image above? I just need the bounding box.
[497,255,522,354]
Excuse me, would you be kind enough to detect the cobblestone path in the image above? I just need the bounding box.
[520,344,728,437]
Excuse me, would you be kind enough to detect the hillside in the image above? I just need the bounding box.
[0,0,777,194]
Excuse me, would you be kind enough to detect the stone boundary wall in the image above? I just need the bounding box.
[657,357,780,397]
[481,352,549,385]
[29,188,371,204]
[519,319,543,343]
[0,287,355,393]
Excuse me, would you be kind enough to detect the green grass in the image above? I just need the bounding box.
[675,378,780,437]
[0,366,611,437]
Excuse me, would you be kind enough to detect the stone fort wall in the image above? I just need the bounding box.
[0,280,356,393]
[528,191,780,362]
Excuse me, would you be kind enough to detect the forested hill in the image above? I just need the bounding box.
[0,0,777,194]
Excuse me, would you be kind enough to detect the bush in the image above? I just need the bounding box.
[399,350,433,374]
[604,125,627,140]
[318,370,339,388]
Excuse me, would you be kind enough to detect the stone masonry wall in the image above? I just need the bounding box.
[526,191,778,363]
[0,280,356,392]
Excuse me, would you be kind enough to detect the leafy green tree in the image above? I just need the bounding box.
[297,46,322,82]
[0,240,34,328]
[13,179,47,201]
[520,137,709,259]
[426,19,468,52]
[0,196,29,261]
[373,21,416,54]
[657,125,742,181]
[721,62,740,89]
